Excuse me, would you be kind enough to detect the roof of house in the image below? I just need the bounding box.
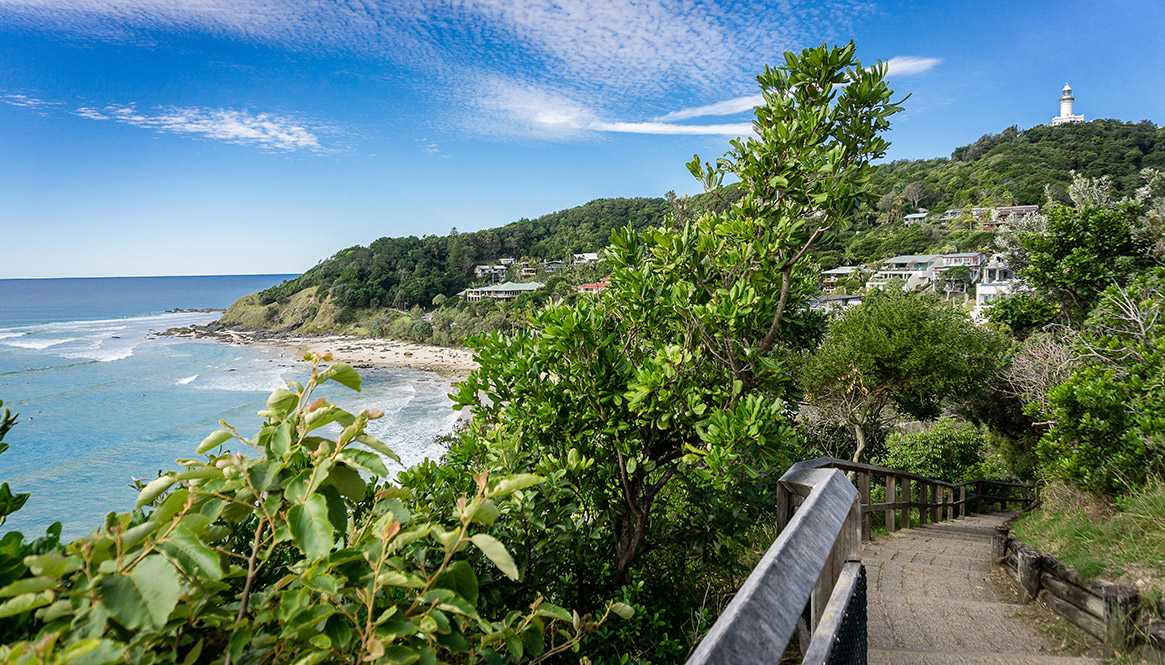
[822,266,860,275]
[812,293,864,302]
[475,281,544,293]
[883,254,940,265]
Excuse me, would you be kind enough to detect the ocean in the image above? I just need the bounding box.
[0,275,462,539]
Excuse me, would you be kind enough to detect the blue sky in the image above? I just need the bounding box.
[2,0,1163,278]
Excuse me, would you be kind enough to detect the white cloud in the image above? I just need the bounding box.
[590,120,753,136]
[470,75,754,139]
[74,104,324,151]
[0,0,874,93]
[649,53,943,126]
[0,92,59,110]
[885,56,942,77]
[656,94,763,122]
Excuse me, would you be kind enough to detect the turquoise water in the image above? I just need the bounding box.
[0,276,461,539]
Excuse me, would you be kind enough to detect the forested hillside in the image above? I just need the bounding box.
[251,119,1163,316]
[259,197,669,310]
[871,119,1165,213]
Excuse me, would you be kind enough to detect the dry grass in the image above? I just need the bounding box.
[1010,480,1165,604]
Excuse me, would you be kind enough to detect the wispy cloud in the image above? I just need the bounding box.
[885,56,942,77]
[73,104,324,151]
[591,120,753,136]
[1,92,60,111]
[650,53,943,126]
[656,94,763,122]
[0,0,874,93]
[1,0,886,141]
[469,75,753,139]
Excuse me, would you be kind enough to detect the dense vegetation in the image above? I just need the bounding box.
[870,119,1165,216]
[3,43,1165,665]
[258,198,669,311]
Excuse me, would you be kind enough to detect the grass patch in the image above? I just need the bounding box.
[1010,480,1165,603]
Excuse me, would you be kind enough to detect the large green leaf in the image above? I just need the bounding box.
[161,524,224,580]
[319,363,362,391]
[100,555,181,629]
[288,495,334,560]
[325,463,366,501]
[337,449,390,477]
[469,534,518,580]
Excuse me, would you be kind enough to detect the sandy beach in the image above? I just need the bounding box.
[161,324,478,379]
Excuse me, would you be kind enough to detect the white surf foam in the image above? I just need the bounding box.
[1,336,80,350]
[60,346,135,362]
[175,374,199,386]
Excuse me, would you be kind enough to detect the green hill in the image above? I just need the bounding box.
[256,197,669,312]
[870,119,1165,213]
[227,119,1164,334]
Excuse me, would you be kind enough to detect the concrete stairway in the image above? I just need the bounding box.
[863,513,1102,665]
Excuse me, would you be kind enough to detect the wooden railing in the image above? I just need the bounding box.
[685,458,1035,665]
[791,458,1036,540]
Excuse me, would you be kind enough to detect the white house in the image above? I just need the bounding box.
[973,254,1020,321]
[464,281,544,302]
[866,254,941,292]
[809,293,864,313]
[820,266,860,294]
[572,252,601,265]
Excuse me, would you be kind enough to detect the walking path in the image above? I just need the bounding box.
[863,512,1102,665]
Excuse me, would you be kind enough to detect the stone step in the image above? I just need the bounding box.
[869,646,1102,665]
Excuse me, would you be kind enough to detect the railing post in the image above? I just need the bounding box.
[930,484,940,523]
[858,472,871,541]
[919,483,928,525]
[900,477,911,529]
[885,475,897,532]
[946,487,955,520]
[1022,484,1030,509]
[959,485,967,518]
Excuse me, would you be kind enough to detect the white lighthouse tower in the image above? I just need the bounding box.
[1052,83,1084,125]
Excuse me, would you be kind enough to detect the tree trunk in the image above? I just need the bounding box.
[851,422,868,464]
[614,509,648,585]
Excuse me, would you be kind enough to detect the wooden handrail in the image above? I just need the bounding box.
[790,458,1035,540]
[686,458,1035,664]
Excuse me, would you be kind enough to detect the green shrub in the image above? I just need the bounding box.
[880,418,1006,483]
[0,360,624,663]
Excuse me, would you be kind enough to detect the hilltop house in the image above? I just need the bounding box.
[462,281,544,302]
[544,260,565,274]
[572,252,600,265]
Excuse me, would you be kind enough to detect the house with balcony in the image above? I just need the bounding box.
[809,293,864,313]
[575,277,610,295]
[820,266,860,294]
[973,254,1021,321]
[865,254,941,292]
[463,281,545,302]
[473,264,509,283]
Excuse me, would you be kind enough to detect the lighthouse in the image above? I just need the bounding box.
[1052,83,1084,125]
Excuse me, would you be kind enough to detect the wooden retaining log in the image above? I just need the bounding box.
[1041,589,1106,639]
[1040,572,1105,618]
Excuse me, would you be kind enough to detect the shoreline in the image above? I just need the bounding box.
[160,324,478,380]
